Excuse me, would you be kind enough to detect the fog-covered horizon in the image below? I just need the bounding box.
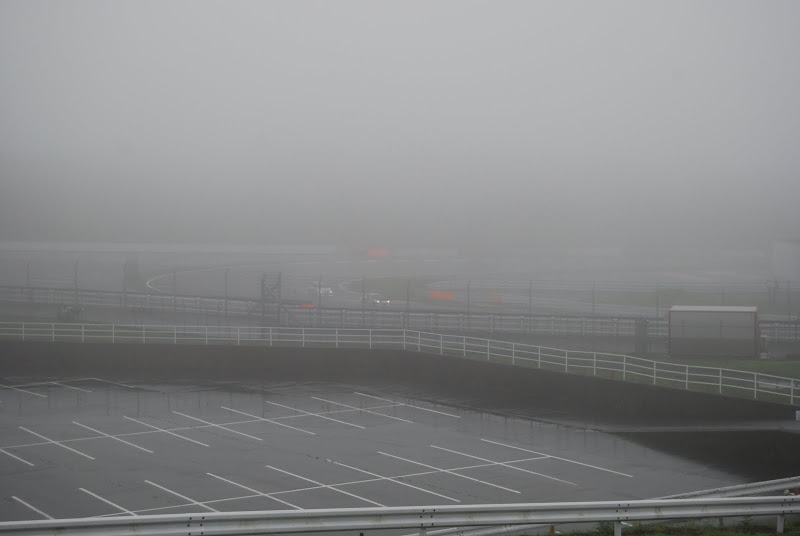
[2,1,799,252]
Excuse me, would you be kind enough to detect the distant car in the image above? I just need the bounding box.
[307,284,333,296]
[363,293,390,306]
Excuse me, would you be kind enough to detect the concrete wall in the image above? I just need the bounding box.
[1,342,795,425]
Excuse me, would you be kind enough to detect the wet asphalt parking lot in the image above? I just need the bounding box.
[0,377,751,522]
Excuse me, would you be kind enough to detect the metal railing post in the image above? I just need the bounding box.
[112,324,115,344]
[417,331,421,352]
[537,346,541,368]
[369,329,372,349]
[614,521,622,536]
[653,361,657,385]
[205,325,208,345]
[685,364,689,390]
[302,329,305,347]
[269,326,273,346]
[51,323,55,342]
[719,369,723,393]
[21,323,25,341]
[336,329,339,348]
[487,339,491,361]
[512,343,516,365]
[778,514,785,534]
[403,329,407,351]
[792,380,796,406]
[439,333,443,354]
[462,336,466,357]
[565,349,569,372]
[623,355,627,381]
[593,352,597,376]
[142,325,146,344]
[173,326,177,344]
[237,327,240,346]
[81,324,85,343]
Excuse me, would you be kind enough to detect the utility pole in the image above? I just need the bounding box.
[224,269,229,324]
[466,280,471,330]
[74,259,79,305]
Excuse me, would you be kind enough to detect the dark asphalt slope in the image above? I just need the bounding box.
[1,342,796,427]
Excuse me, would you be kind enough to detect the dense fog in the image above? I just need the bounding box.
[2,1,799,252]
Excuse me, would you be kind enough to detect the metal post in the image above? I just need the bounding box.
[614,521,622,536]
[439,333,443,354]
[512,343,516,365]
[538,346,541,368]
[82,324,85,343]
[22,323,25,341]
[51,323,55,342]
[269,326,273,346]
[593,352,597,376]
[112,324,115,344]
[792,379,795,406]
[302,329,305,347]
[173,326,177,344]
[685,364,689,390]
[653,361,657,385]
[335,329,339,348]
[205,325,208,345]
[754,372,758,399]
[719,369,723,393]
[623,355,627,380]
[487,339,491,361]
[237,327,240,346]
[462,336,466,357]
[417,331,421,352]
[369,330,372,349]
[142,325,146,344]
[778,514,785,534]
[565,349,569,372]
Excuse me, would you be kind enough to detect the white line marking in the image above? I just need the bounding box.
[330,459,460,503]
[430,445,576,485]
[123,416,209,447]
[264,400,365,429]
[1,378,93,389]
[266,465,385,507]
[354,392,461,418]
[379,451,520,494]
[220,407,315,435]
[79,488,137,516]
[206,473,302,510]
[173,411,263,441]
[11,496,52,519]
[53,382,92,393]
[0,383,47,398]
[88,378,139,389]
[312,397,414,424]
[144,480,218,512]
[481,439,634,478]
[0,447,35,466]
[73,422,153,454]
[19,426,94,460]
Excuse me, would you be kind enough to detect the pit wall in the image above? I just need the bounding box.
[0,341,795,425]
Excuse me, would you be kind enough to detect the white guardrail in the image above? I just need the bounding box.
[0,496,798,536]
[0,323,798,406]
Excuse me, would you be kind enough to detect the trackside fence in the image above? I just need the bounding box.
[0,496,798,536]
[0,323,797,407]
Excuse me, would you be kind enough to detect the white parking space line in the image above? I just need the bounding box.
[481,439,634,478]
[11,496,53,519]
[379,452,520,494]
[311,397,414,424]
[19,426,95,460]
[330,460,460,503]
[0,447,35,466]
[172,411,263,441]
[144,480,218,512]
[79,488,137,516]
[266,465,385,507]
[0,383,47,398]
[206,473,302,510]
[264,400,365,429]
[123,416,209,448]
[354,393,461,418]
[88,378,139,389]
[53,382,92,393]
[73,422,154,454]
[220,407,315,435]
[430,445,576,485]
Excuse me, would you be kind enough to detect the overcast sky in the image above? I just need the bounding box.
[1,1,798,251]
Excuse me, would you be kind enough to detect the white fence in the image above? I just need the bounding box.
[2,285,799,341]
[0,322,797,406]
[0,496,797,536]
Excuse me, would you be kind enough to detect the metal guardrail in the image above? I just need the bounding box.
[0,496,797,536]
[0,323,797,406]
[2,285,800,341]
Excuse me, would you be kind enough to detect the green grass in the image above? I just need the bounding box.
[644,353,800,378]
